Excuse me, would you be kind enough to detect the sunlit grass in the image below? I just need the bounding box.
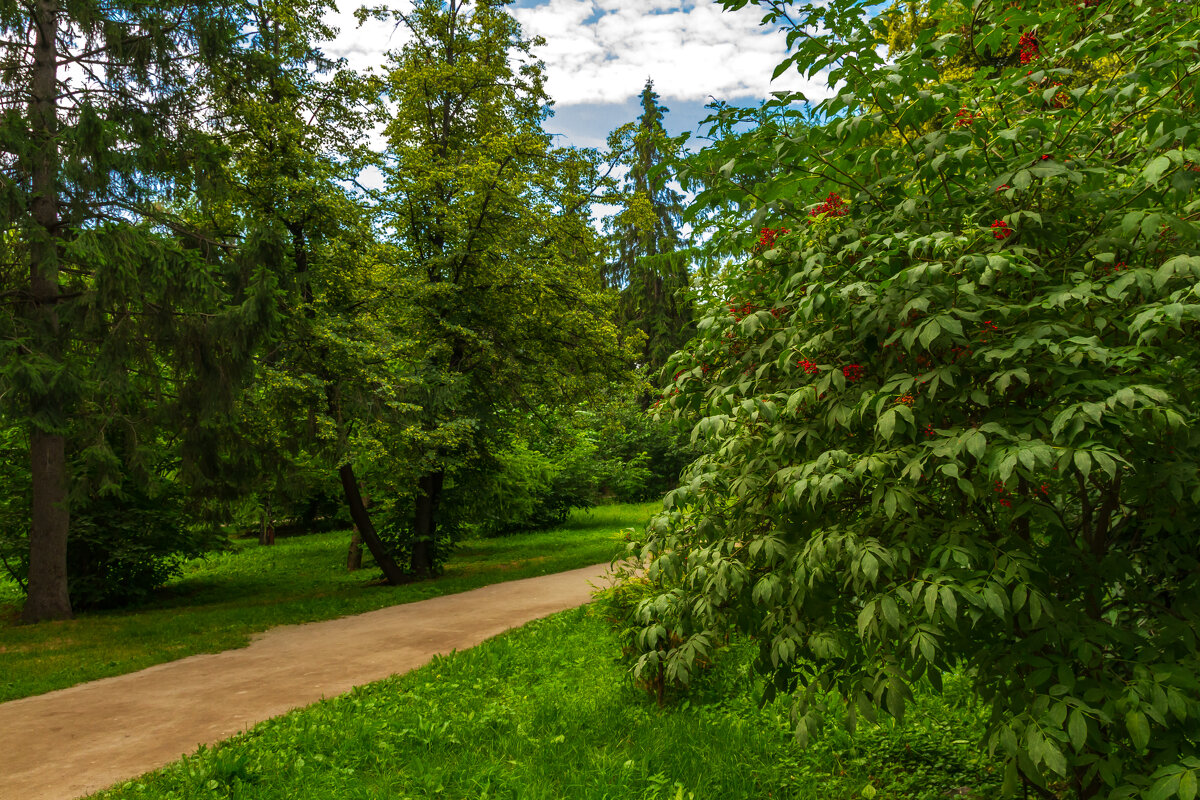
[91,607,1001,800]
[0,501,655,702]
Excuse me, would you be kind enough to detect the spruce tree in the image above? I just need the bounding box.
[0,1,268,620]
[606,80,694,382]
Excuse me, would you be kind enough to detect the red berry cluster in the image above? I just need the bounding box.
[993,480,1013,507]
[755,227,789,251]
[979,319,1000,344]
[895,392,915,407]
[991,220,1013,240]
[1018,32,1039,64]
[842,364,865,381]
[1095,261,1128,276]
[954,109,978,128]
[797,358,819,374]
[809,192,847,218]
[729,300,758,321]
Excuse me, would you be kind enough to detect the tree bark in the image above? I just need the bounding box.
[346,527,363,571]
[22,0,72,623]
[410,470,444,580]
[258,500,275,546]
[337,464,408,585]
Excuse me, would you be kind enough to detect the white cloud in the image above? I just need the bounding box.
[322,2,413,74]
[511,0,829,106]
[322,0,830,107]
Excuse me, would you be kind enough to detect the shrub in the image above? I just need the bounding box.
[629,1,1200,798]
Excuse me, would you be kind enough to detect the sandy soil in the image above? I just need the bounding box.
[0,563,611,800]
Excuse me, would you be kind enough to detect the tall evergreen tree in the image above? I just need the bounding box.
[605,80,694,381]
[0,1,270,620]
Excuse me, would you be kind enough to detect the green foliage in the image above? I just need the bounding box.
[460,398,697,538]
[605,80,696,378]
[464,436,589,538]
[374,0,627,573]
[597,395,698,501]
[632,1,1200,797]
[0,0,284,619]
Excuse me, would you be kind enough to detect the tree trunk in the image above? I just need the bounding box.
[346,527,363,571]
[337,464,408,585]
[22,0,72,623]
[258,500,275,546]
[410,471,444,580]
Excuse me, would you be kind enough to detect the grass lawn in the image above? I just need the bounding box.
[91,606,1002,800]
[0,502,655,703]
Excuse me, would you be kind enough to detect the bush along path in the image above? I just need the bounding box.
[0,563,612,800]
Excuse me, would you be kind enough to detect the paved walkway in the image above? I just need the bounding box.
[0,563,611,800]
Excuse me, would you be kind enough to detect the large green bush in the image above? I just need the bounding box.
[0,422,211,609]
[629,1,1200,798]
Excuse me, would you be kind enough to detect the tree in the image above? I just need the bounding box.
[376,0,625,578]
[605,79,695,382]
[0,0,271,621]
[193,0,412,581]
[627,0,1200,797]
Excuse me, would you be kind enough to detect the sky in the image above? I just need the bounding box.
[321,0,830,150]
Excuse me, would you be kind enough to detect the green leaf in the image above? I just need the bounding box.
[881,596,900,629]
[965,430,986,461]
[1145,155,1172,186]
[1180,770,1197,800]
[1148,772,1182,800]
[878,408,897,442]
[1127,710,1151,750]
[1073,451,1092,480]
[940,586,957,620]
[1041,739,1067,776]
[983,585,1004,618]
[1068,709,1087,751]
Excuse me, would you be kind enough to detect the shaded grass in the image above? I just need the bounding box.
[0,502,654,702]
[92,608,1002,800]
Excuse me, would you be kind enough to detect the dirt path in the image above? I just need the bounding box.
[0,563,612,800]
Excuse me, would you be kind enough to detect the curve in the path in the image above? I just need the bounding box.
[0,563,612,800]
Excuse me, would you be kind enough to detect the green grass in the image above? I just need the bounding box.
[91,607,1002,800]
[0,502,654,703]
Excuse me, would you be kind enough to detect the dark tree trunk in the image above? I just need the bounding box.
[338,464,408,585]
[23,0,72,623]
[346,527,363,571]
[410,471,444,580]
[258,500,275,546]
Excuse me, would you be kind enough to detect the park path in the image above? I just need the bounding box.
[0,563,612,800]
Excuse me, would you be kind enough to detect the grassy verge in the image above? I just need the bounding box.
[92,606,1002,800]
[0,502,654,703]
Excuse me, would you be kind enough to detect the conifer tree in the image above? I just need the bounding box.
[0,1,270,620]
[605,80,694,381]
